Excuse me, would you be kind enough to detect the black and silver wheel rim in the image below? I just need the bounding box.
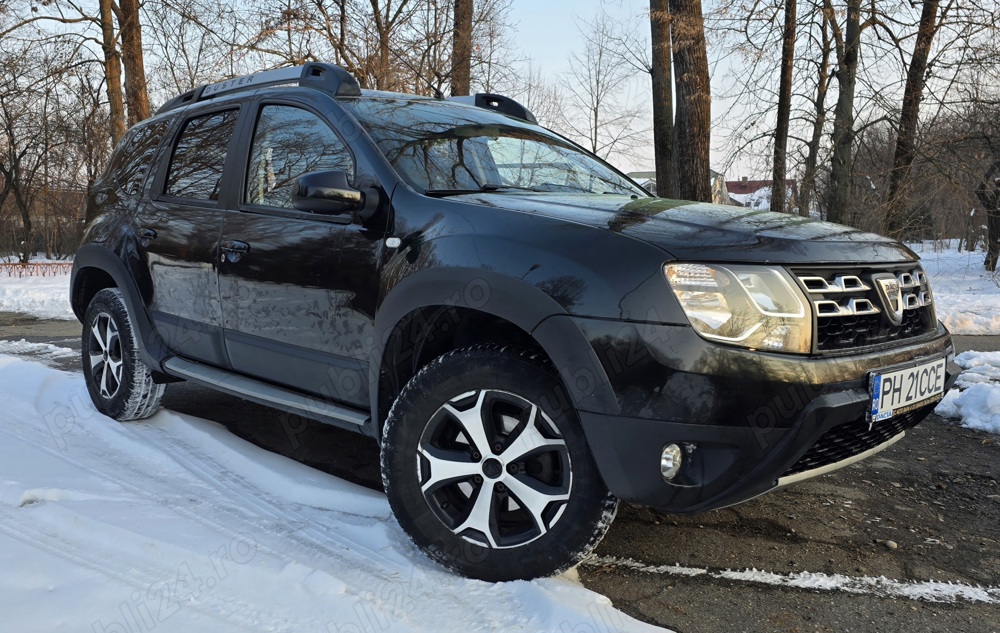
[87,312,124,400]
[416,389,573,549]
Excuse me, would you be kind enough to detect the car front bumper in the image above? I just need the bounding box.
[572,318,960,513]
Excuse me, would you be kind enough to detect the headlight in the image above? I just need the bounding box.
[664,263,812,353]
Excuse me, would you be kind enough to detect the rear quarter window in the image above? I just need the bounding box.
[102,118,171,197]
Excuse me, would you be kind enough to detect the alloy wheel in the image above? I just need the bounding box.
[87,312,124,400]
[416,389,573,549]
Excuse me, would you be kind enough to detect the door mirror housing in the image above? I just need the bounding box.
[292,170,364,215]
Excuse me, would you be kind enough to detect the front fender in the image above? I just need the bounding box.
[370,266,620,422]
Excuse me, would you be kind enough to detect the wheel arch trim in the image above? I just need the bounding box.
[370,267,620,426]
[71,244,169,371]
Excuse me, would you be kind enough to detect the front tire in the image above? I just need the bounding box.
[381,346,618,581]
[82,288,165,421]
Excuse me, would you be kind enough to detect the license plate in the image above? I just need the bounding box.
[869,358,947,422]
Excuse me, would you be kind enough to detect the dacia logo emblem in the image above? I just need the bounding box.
[874,274,904,324]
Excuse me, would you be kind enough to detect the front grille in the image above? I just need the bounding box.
[782,407,929,478]
[792,265,936,352]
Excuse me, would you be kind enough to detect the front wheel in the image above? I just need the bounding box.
[381,346,618,581]
[82,288,165,421]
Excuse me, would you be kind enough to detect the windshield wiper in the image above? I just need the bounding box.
[425,184,541,197]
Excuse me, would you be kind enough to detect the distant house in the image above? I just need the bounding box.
[627,170,733,206]
[726,177,798,213]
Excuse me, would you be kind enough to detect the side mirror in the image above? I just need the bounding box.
[291,170,363,215]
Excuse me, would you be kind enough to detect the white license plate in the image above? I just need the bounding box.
[869,358,947,422]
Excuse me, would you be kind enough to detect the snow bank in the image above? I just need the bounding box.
[912,242,1000,335]
[0,355,666,633]
[935,351,1000,434]
[0,273,74,320]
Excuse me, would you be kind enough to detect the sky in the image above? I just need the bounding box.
[505,0,747,178]
[507,0,647,76]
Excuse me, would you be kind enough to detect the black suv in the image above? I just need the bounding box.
[72,63,960,582]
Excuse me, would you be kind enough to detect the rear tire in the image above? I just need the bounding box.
[82,288,165,421]
[381,345,618,581]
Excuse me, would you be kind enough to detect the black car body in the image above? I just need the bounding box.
[71,63,960,581]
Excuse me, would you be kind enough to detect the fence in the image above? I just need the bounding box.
[1,262,73,278]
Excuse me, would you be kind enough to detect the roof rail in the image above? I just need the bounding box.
[448,94,537,124]
[156,63,362,115]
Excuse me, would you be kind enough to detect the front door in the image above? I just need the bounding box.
[218,101,370,406]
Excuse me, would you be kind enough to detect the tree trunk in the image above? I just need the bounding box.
[118,0,150,126]
[976,162,1000,272]
[450,0,474,96]
[885,0,941,239]
[369,0,392,90]
[799,12,832,219]
[670,0,711,202]
[987,210,1000,272]
[649,0,674,198]
[771,0,796,214]
[339,0,348,66]
[827,0,861,226]
[98,0,126,144]
[12,185,31,264]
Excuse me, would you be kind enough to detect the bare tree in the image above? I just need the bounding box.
[670,0,710,202]
[560,12,648,163]
[770,0,796,213]
[503,63,564,128]
[1,0,152,141]
[649,0,674,198]
[825,0,863,225]
[118,0,150,125]
[798,2,833,218]
[450,0,473,95]
[469,0,517,93]
[884,0,950,238]
[977,161,1000,271]
[0,47,65,262]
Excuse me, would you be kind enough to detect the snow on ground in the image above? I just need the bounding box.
[911,241,1000,335]
[0,339,77,364]
[0,272,74,320]
[0,354,666,633]
[935,351,1000,434]
[588,556,1000,604]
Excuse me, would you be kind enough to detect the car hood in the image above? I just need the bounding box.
[459,193,916,264]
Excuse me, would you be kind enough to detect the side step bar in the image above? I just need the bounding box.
[162,357,370,429]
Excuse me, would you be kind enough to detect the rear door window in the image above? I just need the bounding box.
[165,109,239,201]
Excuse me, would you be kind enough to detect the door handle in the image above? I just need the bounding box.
[138,228,157,246]
[220,240,251,262]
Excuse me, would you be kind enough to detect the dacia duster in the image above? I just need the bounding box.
[71,63,960,581]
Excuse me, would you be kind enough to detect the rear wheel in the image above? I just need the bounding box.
[82,288,164,421]
[381,346,618,581]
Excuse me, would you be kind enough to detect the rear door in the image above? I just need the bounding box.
[136,106,242,366]
[217,98,369,405]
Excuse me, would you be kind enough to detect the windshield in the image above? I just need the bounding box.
[340,98,647,197]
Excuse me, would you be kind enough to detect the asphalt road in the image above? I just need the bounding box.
[2,312,999,633]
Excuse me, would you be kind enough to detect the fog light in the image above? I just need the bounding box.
[660,444,683,481]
